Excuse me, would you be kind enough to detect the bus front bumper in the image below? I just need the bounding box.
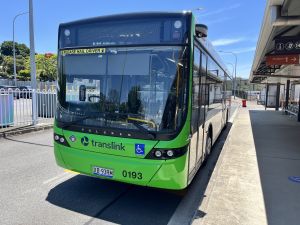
[54,143,188,190]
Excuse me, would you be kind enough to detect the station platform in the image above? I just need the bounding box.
[194,101,300,225]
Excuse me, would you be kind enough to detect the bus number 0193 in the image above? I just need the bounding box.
[122,170,142,180]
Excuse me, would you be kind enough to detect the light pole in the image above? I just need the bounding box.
[226,62,234,80]
[29,0,37,125]
[13,11,28,85]
[219,51,238,99]
[226,62,234,92]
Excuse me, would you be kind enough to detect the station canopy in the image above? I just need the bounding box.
[250,0,300,84]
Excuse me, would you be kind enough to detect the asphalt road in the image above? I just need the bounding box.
[0,105,239,225]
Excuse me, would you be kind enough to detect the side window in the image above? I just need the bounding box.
[192,47,201,133]
[207,57,223,110]
[199,52,207,125]
[214,66,223,104]
[218,69,227,102]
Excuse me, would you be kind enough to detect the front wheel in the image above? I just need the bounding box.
[205,135,212,157]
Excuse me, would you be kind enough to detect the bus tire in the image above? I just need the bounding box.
[205,133,212,157]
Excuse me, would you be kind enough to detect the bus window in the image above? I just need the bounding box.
[199,52,207,125]
[192,47,201,133]
[207,58,223,110]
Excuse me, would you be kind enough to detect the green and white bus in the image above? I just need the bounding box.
[54,12,230,190]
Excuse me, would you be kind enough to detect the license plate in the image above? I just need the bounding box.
[92,166,114,178]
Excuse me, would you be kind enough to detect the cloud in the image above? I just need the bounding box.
[199,3,241,18]
[233,46,256,54]
[217,46,256,54]
[212,38,245,47]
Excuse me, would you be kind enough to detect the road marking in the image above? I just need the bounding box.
[43,172,71,185]
[50,173,75,188]
[64,169,80,174]
[43,170,79,185]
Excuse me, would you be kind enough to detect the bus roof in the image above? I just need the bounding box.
[59,11,192,27]
[59,11,229,78]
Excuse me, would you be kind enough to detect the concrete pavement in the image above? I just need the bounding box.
[0,130,182,225]
[193,102,300,225]
[0,102,239,225]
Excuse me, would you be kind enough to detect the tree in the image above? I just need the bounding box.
[0,41,56,81]
[0,41,14,56]
[17,43,30,57]
[18,69,31,81]
[30,54,57,81]
[2,56,14,75]
[0,41,30,57]
[1,55,26,76]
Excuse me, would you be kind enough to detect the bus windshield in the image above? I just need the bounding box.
[57,46,188,133]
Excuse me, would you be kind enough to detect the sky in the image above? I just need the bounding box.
[0,0,266,78]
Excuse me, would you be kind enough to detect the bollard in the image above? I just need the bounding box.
[242,99,247,107]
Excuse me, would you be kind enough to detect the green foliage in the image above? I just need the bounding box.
[0,41,30,78]
[24,53,58,81]
[1,55,26,75]
[2,56,14,75]
[0,71,9,78]
[0,41,30,57]
[36,54,57,81]
[0,41,14,56]
[0,41,57,81]
[17,43,30,57]
[18,69,31,81]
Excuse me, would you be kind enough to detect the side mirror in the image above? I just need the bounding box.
[79,85,86,101]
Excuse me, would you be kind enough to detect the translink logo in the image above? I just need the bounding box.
[81,136,89,146]
[80,136,125,151]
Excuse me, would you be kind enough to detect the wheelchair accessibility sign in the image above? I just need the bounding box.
[135,144,145,156]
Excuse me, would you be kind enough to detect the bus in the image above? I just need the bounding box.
[54,12,230,190]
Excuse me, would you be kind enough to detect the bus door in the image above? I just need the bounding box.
[197,52,208,165]
[219,71,227,125]
[189,46,201,176]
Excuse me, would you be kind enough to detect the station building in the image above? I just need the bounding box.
[250,0,300,120]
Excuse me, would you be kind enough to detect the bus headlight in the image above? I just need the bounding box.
[54,133,70,147]
[166,150,174,157]
[146,145,188,160]
[154,150,162,158]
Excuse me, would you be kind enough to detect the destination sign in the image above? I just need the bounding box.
[275,37,300,55]
[60,48,106,56]
[266,54,300,65]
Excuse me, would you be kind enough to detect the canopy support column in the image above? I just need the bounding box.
[275,83,280,111]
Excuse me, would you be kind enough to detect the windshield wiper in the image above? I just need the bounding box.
[127,119,156,139]
[60,112,156,139]
[61,114,100,129]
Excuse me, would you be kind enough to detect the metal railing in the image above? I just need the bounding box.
[0,88,56,129]
[0,79,56,90]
